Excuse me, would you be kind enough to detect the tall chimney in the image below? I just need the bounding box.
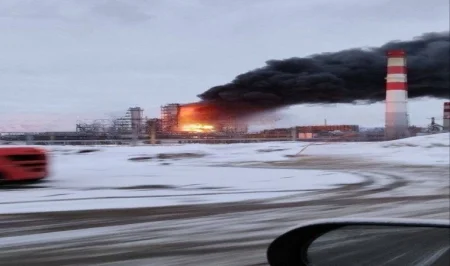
[444,102,450,131]
[385,50,409,140]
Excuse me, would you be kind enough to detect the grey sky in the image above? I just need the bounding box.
[0,0,448,131]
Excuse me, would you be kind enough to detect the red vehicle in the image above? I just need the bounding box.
[0,147,48,183]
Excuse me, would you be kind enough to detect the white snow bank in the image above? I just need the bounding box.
[38,132,450,166]
[295,133,449,165]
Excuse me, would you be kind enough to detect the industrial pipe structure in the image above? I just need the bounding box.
[385,50,409,140]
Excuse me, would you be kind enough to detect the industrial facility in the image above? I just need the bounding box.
[1,100,448,145]
[75,107,146,136]
[1,50,449,145]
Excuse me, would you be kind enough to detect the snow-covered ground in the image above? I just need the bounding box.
[0,166,359,213]
[47,132,450,165]
[1,133,448,214]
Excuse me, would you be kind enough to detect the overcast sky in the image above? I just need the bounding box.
[0,0,448,131]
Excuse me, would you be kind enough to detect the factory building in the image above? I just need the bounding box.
[75,107,145,136]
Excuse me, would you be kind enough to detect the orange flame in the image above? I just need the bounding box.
[178,105,216,132]
[181,124,215,133]
[176,101,265,133]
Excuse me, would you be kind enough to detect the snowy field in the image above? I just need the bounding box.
[1,133,448,214]
[0,134,449,266]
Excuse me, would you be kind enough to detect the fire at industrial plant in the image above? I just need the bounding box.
[162,101,281,134]
[161,31,449,135]
[4,32,449,145]
[156,32,450,138]
[199,32,449,106]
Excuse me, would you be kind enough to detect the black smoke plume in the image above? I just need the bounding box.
[199,32,449,105]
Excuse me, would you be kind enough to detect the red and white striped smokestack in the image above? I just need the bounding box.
[385,50,409,140]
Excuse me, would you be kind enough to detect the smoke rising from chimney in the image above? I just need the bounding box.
[198,32,449,105]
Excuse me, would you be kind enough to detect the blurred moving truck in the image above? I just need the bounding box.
[0,147,48,182]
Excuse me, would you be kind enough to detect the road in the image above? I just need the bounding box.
[309,226,450,266]
[0,155,448,266]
